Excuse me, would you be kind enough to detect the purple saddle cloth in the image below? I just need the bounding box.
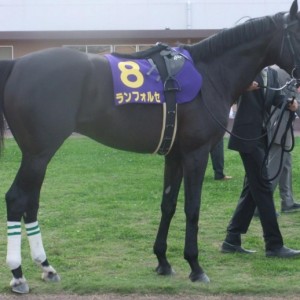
[105,47,202,106]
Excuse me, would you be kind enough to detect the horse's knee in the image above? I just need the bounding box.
[161,201,176,217]
[161,189,177,216]
[185,207,200,224]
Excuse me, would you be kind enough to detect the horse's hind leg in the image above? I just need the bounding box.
[153,151,183,276]
[6,151,60,293]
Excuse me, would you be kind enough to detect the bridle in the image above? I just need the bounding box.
[260,13,300,91]
[280,13,300,82]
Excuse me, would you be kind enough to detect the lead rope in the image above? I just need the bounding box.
[261,98,296,181]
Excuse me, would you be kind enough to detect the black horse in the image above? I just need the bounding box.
[1,0,300,294]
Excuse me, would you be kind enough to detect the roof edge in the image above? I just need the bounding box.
[0,29,220,41]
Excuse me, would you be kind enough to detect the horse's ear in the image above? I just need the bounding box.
[290,0,298,19]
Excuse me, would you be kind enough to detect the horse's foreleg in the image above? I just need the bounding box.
[153,154,182,276]
[183,151,210,283]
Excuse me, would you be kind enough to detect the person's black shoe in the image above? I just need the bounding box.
[266,246,300,258]
[281,203,300,213]
[221,241,256,254]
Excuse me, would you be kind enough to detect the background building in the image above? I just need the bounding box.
[0,0,294,59]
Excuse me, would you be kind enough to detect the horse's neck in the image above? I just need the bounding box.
[191,15,283,101]
[208,34,277,100]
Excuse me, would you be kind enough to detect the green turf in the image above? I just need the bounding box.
[0,137,299,296]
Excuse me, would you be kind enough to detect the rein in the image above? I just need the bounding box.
[202,77,297,182]
[201,11,300,182]
[203,12,300,142]
[201,69,271,142]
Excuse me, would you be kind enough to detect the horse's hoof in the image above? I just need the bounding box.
[42,271,61,282]
[155,264,175,276]
[41,265,61,282]
[189,271,210,283]
[10,277,30,294]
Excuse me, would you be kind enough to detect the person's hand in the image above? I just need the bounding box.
[287,98,299,111]
[246,81,260,91]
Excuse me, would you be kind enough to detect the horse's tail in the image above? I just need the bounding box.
[0,60,14,152]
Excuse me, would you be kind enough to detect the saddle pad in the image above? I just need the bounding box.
[105,48,202,106]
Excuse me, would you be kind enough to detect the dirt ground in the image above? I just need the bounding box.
[0,294,299,300]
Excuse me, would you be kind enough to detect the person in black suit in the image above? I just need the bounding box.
[268,66,300,213]
[210,138,232,180]
[221,67,300,258]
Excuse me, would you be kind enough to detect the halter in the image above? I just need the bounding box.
[259,14,300,91]
[280,13,300,82]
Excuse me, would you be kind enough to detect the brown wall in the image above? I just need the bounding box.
[0,40,63,57]
[0,29,219,58]
[0,39,192,58]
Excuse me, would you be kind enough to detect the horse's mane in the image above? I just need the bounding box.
[184,12,285,62]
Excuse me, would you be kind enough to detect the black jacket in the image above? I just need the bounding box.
[229,67,285,153]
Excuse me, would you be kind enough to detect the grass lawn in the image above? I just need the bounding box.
[0,136,300,296]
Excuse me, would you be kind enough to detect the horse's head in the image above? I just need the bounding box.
[275,0,300,79]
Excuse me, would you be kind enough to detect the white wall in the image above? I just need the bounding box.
[0,0,295,31]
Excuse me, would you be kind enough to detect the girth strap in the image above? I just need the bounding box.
[151,46,179,155]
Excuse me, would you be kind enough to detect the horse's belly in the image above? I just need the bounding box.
[77,104,164,154]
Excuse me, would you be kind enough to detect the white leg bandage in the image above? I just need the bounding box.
[6,221,22,270]
[25,221,46,264]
